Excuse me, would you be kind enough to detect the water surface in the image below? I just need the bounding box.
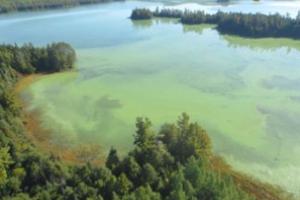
[1,0,300,196]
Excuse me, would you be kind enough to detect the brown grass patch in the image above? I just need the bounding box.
[23,107,105,166]
[210,156,294,200]
[14,74,41,94]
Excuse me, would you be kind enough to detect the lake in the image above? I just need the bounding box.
[1,0,300,196]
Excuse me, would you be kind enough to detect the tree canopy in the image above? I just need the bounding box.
[132,8,300,39]
[0,42,76,74]
[131,8,153,20]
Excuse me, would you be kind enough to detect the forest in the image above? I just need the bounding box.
[0,43,76,73]
[131,8,152,20]
[0,0,124,13]
[0,43,291,199]
[132,8,300,39]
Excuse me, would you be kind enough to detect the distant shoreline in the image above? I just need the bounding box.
[131,8,300,40]
[0,0,125,14]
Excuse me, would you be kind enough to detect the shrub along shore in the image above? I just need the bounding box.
[131,8,300,39]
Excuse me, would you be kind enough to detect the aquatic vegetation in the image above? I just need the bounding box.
[1,1,300,198]
[0,62,284,199]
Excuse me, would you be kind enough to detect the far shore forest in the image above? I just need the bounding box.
[131,8,300,39]
[0,0,124,13]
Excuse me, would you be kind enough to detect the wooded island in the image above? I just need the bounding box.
[131,8,300,39]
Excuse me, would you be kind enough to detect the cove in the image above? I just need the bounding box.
[1,0,300,197]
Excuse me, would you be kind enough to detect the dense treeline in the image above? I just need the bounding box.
[130,8,152,20]
[0,42,76,73]
[0,43,290,199]
[132,8,300,39]
[0,0,124,13]
[217,12,300,38]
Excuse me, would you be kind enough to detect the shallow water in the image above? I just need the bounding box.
[1,0,300,196]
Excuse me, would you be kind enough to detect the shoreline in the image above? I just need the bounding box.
[0,0,125,15]
[210,156,292,200]
[14,74,105,166]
